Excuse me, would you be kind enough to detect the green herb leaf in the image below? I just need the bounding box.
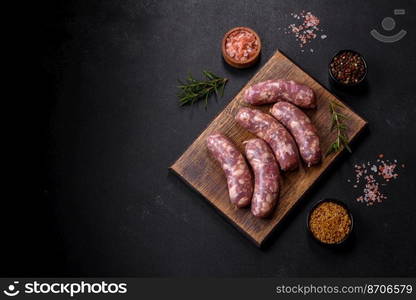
[177,71,228,107]
[325,101,352,157]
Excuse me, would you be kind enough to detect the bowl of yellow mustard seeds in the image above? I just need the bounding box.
[307,199,353,246]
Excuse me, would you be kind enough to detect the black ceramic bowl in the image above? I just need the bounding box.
[328,49,367,89]
[307,199,354,247]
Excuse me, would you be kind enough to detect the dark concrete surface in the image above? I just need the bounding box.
[3,0,416,277]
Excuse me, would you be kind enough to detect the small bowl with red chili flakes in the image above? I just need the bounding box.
[329,50,367,89]
[222,27,261,69]
[307,199,354,247]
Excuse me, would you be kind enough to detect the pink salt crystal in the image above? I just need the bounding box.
[286,11,323,48]
[350,155,403,206]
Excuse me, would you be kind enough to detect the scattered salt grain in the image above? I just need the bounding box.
[379,163,398,180]
[348,155,404,206]
[284,11,324,49]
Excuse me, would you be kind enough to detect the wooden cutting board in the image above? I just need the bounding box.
[170,50,367,247]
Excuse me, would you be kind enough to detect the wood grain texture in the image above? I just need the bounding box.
[170,50,367,247]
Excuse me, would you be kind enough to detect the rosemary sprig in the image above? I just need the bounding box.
[326,101,352,156]
[177,71,228,108]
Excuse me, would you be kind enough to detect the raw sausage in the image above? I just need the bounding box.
[244,79,316,109]
[270,102,321,166]
[245,139,280,218]
[235,107,299,171]
[206,134,253,208]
